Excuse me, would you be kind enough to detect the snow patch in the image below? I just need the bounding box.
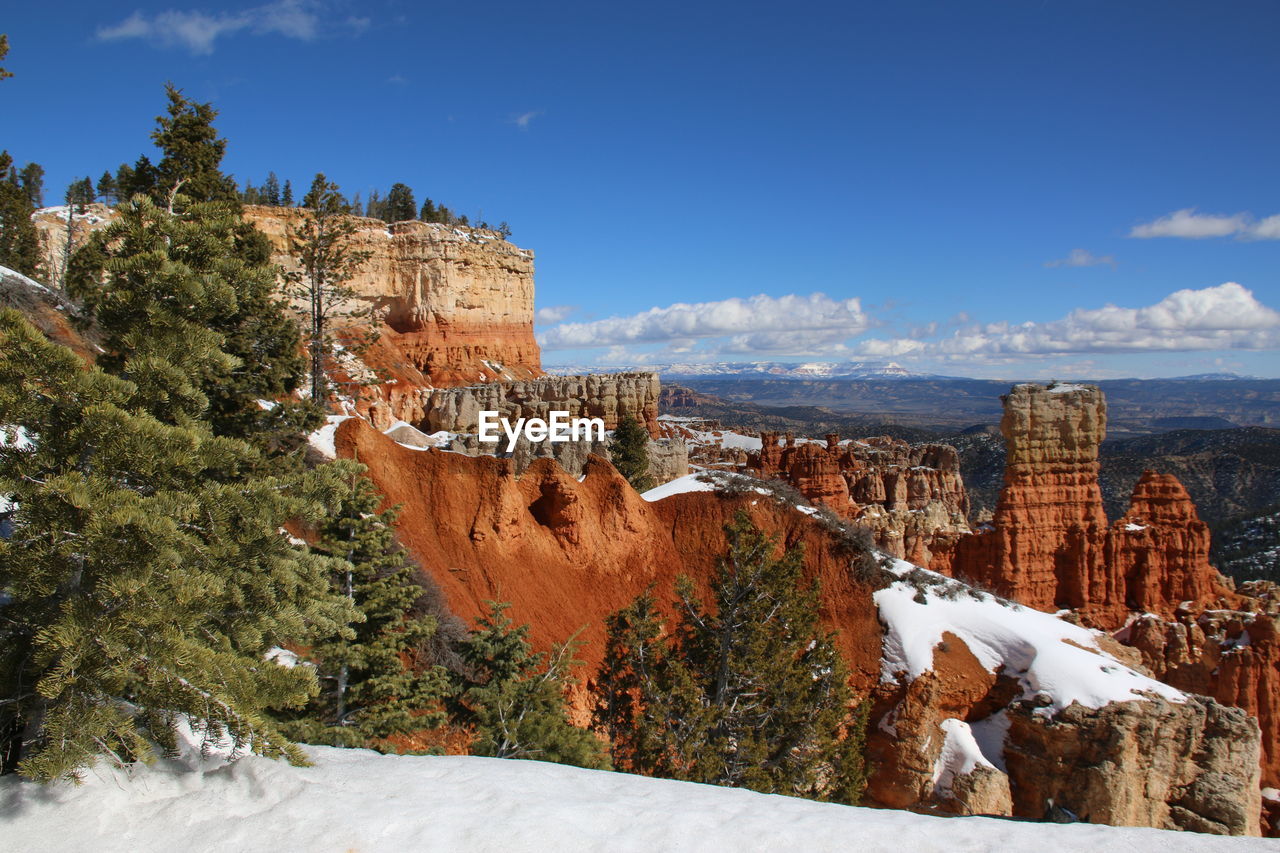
[307,416,352,460]
[875,559,1185,714]
[932,718,996,796]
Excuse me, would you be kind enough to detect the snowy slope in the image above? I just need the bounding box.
[1,730,1269,853]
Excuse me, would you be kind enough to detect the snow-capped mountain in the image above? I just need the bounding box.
[545,361,928,379]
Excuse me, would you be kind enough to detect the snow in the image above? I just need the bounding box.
[932,718,995,796]
[640,471,770,503]
[875,559,1185,715]
[0,263,53,294]
[307,416,352,460]
[640,472,720,501]
[1046,383,1090,393]
[1124,522,1148,532]
[1,725,1268,853]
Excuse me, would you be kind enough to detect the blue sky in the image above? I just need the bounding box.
[4,0,1279,378]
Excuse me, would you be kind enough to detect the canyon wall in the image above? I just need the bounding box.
[243,206,542,389]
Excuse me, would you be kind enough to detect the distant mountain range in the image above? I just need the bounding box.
[544,361,1260,382]
[545,361,931,379]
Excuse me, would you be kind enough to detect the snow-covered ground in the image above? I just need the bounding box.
[1,727,1269,853]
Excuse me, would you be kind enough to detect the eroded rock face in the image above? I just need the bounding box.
[1004,695,1260,835]
[933,385,1231,626]
[1108,472,1220,614]
[1126,603,1280,790]
[751,432,971,563]
[243,207,542,390]
[412,372,663,436]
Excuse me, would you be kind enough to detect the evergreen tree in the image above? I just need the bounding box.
[0,152,41,277]
[0,34,12,81]
[261,172,281,206]
[240,180,260,205]
[152,84,238,204]
[95,171,117,206]
[282,179,294,206]
[0,307,357,781]
[67,194,321,450]
[609,414,654,492]
[385,183,416,223]
[66,177,94,213]
[285,173,373,404]
[594,511,868,804]
[349,192,363,217]
[276,469,450,748]
[497,221,513,240]
[18,163,44,207]
[453,602,609,769]
[419,198,436,222]
[366,189,383,221]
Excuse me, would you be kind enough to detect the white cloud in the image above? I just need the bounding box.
[1045,248,1116,269]
[511,111,542,130]
[96,1,357,54]
[535,305,576,323]
[857,283,1280,358]
[1128,208,1280,240]
[537,293,871,352]
[1248,214,1280,240]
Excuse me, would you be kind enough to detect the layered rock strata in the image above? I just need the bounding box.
[410,372,662,437]
[243,206,542,389]
[931,384,1233,625]
[751,432,970,564]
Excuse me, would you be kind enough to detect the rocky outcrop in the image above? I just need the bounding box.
[439,431,687,485]
[750,432,970,563]
[1107,472,1220,613]
[1003,694,1260,835]
[1125,602,1280,791]
[410,372,662,437]
[243,206,542,390]
[933,384,1233,626]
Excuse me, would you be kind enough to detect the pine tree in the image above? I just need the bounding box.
[152,84,238,204]
[18,163,44,207]
[0,34,13,81]
[609,414,654,491]
[67,178,94,213]
[594,511,868,803]
[419,198,436,222]
[285,173,374,404]
[366,189,383,221]
[453,602,609,769]
[95,171,116,205]
[282,179,294,206]
[0,152,41,277]
[349,192,363,217]
[0,308,358,781]
[261,172,281,206]
[67,194,320,450]
[385,183,416,223]
[276,469,450,748]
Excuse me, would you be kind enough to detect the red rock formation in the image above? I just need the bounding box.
[933,384,1111,613]
[331,417,884,685]
[1107,471,1222,614]
[1126,604,1280,791]
[783,442,850,512]
[933,385,1231,626]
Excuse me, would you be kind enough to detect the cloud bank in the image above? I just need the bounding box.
[537,293,871,353]
[860,283,1280,359]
